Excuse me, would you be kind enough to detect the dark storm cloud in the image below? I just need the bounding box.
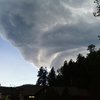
[41,21,100,53]
[0,0,100,68]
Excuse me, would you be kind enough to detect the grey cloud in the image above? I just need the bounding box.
[51,47,88,70]
[1,13,38,47]
[61,0,86,8]
[0,0,100,69]
[41,21,100,49]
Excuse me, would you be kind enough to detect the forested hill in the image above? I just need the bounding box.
[0,84,43,95]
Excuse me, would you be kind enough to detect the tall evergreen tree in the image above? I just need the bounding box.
[36,67,48,86]
[48,67,56,86]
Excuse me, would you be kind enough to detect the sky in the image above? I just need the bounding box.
[0,0,100,86]
[0,37,38,86]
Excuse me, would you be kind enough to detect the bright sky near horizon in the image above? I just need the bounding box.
[0,37,38,86]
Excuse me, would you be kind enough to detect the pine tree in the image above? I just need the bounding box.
[36,67,48,86]
[48,67,56,86]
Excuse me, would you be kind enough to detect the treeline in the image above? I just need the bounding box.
[36,44,100,91]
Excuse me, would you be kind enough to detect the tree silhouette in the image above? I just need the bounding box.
[36,67,48,86]
[48,67,56,86]
[98,35,100,40]
[36,44,100,94]
[87,44,96,53]
[93,0,100,16]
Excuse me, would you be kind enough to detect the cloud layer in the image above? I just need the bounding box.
[0,0,100,69]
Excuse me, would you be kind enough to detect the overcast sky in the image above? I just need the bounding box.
[0,0,100,86]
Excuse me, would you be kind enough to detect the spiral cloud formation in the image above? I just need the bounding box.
[0,0,100,69]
